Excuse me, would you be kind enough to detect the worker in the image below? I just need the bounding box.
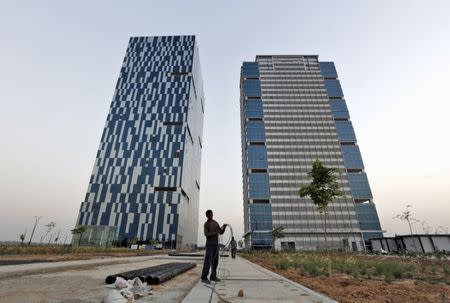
[201,209,227,284]
[229,236,237,259]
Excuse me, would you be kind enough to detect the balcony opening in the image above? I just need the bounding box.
[181,188,190,203]
[154,187,176,192]
[168,72,191,76]
[251,169,267,173]
[163,121,183,126]
[249,142,265,146]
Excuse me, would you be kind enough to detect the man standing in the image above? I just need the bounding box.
[201,209,227,284]
[229,236,237,259]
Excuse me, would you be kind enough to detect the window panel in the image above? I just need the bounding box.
[324,79,343,97]
[348,173,373,198]
[335,121,356,142]
[319,62,338,78]
[330,99,349,119]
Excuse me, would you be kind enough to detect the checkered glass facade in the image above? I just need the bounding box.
[75,36,204,248]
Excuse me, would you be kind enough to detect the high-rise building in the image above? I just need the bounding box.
[240,55,383,251]
[74,35,205,248]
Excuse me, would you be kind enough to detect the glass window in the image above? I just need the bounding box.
[247,145,268,169]
[324,79,343,97]
[348,173,373,198]
[335,121,356,142]
[248,173,270,198]
[330,99,349,119]
[319,62,338,78]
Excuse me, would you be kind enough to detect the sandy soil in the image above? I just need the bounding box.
[247,257,450,303]
[0,256,201,303]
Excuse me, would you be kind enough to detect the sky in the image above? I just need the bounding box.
[0,0,449,244]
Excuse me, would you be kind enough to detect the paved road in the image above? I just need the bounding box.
[182,255,337,303]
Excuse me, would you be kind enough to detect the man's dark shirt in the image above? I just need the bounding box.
[204,219,225,245]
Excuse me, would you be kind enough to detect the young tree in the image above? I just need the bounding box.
[54,230,61,244]
[71,226,88,246]
[19,230,27,245]
[40,222,56,244]
[299,159,342,252]
[342,238,349,252]
[299,159,342,277]
[394,205,418,252]
[28,216,42,245]
[271,226,285,252]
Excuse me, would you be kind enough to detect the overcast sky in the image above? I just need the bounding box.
[1,0,449,244]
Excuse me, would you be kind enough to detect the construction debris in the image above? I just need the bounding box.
[105,277,152,303]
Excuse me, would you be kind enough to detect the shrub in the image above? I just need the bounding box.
[445,266,450,276]
[375,263,384,276]
[275,258,290,270]
[384,271,393,284]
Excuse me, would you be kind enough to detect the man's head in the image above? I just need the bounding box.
[232,236,235,240]
[205,209,213,220]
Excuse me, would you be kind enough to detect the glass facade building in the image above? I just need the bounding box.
[240,56,383,251]
[75,36,205,248]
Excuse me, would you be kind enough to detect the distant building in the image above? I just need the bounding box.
[74,35,205,248]
[240,55,383,251]
[371,234,450,254]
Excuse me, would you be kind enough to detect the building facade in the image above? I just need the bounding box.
[371,234,450,254]
[75,35,205,248]
[240,55,383,251]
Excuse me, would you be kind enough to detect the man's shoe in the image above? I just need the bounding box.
[210,277,221,282]
[201,278,211,284]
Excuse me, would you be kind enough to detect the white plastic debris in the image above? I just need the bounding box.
[104,289,128,303]
[104,277,152,303]
[114,277,130,289]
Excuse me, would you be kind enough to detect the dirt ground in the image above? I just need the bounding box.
[0,256,201,303]
[247,256,450,303]
[0,251,167,266]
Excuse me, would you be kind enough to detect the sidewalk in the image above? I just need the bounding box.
[181,255,337,303]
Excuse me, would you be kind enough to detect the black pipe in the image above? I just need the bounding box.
[105,262,185,284]
[168,253,205,257]
[143,265,185,284]
[168,253,229,257]
[148,263,196,285]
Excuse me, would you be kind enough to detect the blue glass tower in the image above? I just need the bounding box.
[320,62,383,244]
[240,56,383,251]
[75,36,205,248]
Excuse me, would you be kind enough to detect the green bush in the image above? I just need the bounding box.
[275,258,290,270]
[375,263,384,276]
[384,271,393,283]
